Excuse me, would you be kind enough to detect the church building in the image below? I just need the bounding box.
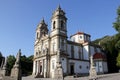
[32,6,108,78]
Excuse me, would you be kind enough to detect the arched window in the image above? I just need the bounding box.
[36,32,39,39]
[61,21,64,30]
[53,21,56,29]
[36,52,38,56]
[43,31,46,36]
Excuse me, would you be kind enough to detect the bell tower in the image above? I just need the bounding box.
[35,19,48,44]
[50,5,67,52]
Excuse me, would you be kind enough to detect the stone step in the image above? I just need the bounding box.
[65,76,74,78]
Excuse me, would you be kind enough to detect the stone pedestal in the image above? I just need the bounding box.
[10,49,22,80]
[0,57,8,77]
[89,56,97,80]
[11,65,21,80]
[54,64,64,79]
[2,57,8,76]
[54,49,64,80]
[0,69,3,78]
[89,67,97,80]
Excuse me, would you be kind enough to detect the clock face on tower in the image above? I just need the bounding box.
[80,36,82,39]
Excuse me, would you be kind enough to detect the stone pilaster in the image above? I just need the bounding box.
[36,61,39,76]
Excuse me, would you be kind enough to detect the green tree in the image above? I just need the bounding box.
[5,53,33,76]
[21,55,33,76]
[117,52,120,67]
[7,55,16,75]
[27,55,33,75]
[113,6,120,68]
[93,35,119,72]
[113,6,120,33]
[0,52,3,65]
[92,6,120,72]
[0,52,2,57]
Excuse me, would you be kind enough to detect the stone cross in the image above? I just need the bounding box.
[45,48,48,54]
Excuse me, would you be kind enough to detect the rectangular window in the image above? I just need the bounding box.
[71,46,74,58]
[61,39,64,50]
[78,47,81,59]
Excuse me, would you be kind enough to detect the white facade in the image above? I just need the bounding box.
[32,6,108,78]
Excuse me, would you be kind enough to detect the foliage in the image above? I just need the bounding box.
[0,52,3,66]
[93,33,119,72]
[7,55,16,75]
[7,54,33,76]
[113,6,120,33]
[93,6,120,72]
[113,6,120,68]
[21,55,33,76]
[0,52,2,57]
[117,52,120,67]
[115,39,120,50]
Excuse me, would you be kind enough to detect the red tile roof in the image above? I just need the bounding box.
[93,52,106,60]
[70,32,91,37]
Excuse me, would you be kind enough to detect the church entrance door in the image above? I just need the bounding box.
[40,65,42,74]
[70,65,74,75]
[39,61,43,75]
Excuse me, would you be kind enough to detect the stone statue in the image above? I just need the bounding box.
[45,48,48,55]
[54,48,64,79]
[89,55,97,80]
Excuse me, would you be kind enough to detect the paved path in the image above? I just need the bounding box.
[98,73,120,80]
[22,73,120,80]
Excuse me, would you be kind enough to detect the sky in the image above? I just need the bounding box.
[0,0,120,57]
